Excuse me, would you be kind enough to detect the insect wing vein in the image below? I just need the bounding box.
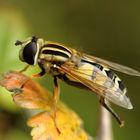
[59,64,133,109]
[83,54,140,77]
[59,65,106,95]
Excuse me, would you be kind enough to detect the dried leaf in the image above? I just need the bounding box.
[0,71,93,140]
[0,71,52,110]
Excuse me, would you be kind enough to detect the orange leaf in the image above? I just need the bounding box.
[0,71,52,110]
[0,71,92,140]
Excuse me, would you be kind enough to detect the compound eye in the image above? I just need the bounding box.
[22,41,37,65]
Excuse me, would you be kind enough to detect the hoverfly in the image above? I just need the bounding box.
[15,36,140,126]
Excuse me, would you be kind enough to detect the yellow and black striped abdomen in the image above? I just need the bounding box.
[58,57,132,108]
[62,58,126,94]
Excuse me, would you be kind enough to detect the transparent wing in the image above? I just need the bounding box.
[58,64,133,109]
[83,54,140,77]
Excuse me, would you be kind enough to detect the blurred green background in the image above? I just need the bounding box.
[0,0,140,140]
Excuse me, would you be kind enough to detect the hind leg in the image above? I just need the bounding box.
[99,97,124,127]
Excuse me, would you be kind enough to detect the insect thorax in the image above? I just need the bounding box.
[40,43,71,61]
[37,43,72,75]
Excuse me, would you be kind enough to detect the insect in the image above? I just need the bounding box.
[15,36,140,126]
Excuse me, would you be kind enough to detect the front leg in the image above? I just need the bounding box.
[19,65,30,73]
[32,69,46,78]
[32,61,46,78]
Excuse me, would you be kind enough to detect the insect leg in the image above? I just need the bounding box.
[18,65,30,89]
[52,76,61,134]
[99,97,124,127]
[53,76,60,103]
[32,62,46,78]
[19,65,30,73]
[32,70,46,78]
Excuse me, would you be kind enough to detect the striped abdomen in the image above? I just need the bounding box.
[59,57,127,95]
